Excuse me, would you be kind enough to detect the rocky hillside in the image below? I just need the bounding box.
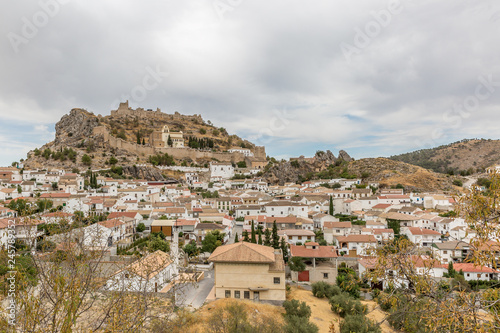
[390,139,500,174]
[349,158,458,192]
[264,150,353,185]
[24,105,256,171]
[265,153,460,192]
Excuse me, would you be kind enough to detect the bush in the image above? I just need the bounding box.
[340,315,381,333]
[284,315,319,333]
[329,293,367,318]
[453,179,463,187]
[283,299,318,333]
[199,128,206,134]
[283,299,311,319]
[312,282,342,299]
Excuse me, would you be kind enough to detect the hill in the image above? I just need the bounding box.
[23,102,262,171]
[389,139,500,175]
[264,152,459,192]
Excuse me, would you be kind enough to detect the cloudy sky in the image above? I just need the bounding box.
[1,0,500,166]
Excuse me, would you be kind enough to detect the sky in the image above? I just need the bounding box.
[1,0,500,167]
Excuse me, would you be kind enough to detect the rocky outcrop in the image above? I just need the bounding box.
[338,150,353,162]
[54,109,99,146]
[121,165,171,181]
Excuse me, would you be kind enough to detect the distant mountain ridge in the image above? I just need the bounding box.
[389,139,500,174]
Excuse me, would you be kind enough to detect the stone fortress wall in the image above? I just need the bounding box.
[93,102,267,164]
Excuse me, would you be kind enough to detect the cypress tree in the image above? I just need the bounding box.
[234,232,239,243]
[142,138,145,145]
[251,221,257,243]
[329,196,334,216]
[280,238,288,262]
[258,229,263,245]
[264,228,271,246]
[272,221,279,249]
[243,230,250,242]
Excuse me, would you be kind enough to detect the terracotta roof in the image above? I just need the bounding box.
[324,222,352,229]
[98,219,124,229]
[119,250,173,279]
[195,223,224,230]
[406,227,441,235]
[452,263,499,273]
[337,235,377,243]
[107,212,140,219]
[277,229,315,236]
[208,242,276,263]
[290,245,338,258]
[40,193,71,198]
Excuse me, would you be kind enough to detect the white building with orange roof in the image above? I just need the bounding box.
[105,250,176,292]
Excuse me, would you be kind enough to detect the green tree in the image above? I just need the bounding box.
[136,222,146,233]
[17,185,22,194]
[272,221,280,249]
[250,221,257,243]
[109,156,118,165]
[280,238,288,262]
[242,230,250,242]
[36,199,53,213]
[264,228,271,246]
[167,135,173,147]
[81,154,92,166]
[257,229,263,245]
[329,196,334,216]
[183,241,199,257]
[202,230,224,253]
[234,232,239,243]
[289,257,306,284]
[147,234,170,253]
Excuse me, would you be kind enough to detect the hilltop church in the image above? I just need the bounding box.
[150,125,184,148]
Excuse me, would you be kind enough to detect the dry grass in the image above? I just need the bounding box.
[189,298,286,332]
[288,286,398,333]
[288,286,339,333]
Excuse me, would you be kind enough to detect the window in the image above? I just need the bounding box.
[225,290,231,298]
[443,251,448,254]
[244,291,250,299]
[323,273,328,279]
[467,273,470,277]
[477,274,481,278]
[274,277,280,284]
[298,236,302,240]
[234,290,240,298]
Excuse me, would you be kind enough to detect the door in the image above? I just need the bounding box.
[298,270,309,282]
[253,291,260,301]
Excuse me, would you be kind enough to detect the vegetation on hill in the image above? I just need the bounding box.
[390,138,500,175]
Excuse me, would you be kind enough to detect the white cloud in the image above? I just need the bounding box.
[1,0,500,164]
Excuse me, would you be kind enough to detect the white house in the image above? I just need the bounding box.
[105,250,176,292]
[401,227,441,247]
[210,162,235,180]
[278,229,315,245]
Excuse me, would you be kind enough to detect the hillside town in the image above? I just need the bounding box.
[1,157,496,310]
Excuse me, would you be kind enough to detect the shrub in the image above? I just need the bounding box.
[283,299,311,319]
[199,128,206,134]
[453,179,463,187]
[329,293,367,318]
[312,282,342,299]
[284,315,318,333]
[340,315,381,333]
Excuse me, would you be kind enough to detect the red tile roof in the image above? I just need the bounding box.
[290,245,338,258]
